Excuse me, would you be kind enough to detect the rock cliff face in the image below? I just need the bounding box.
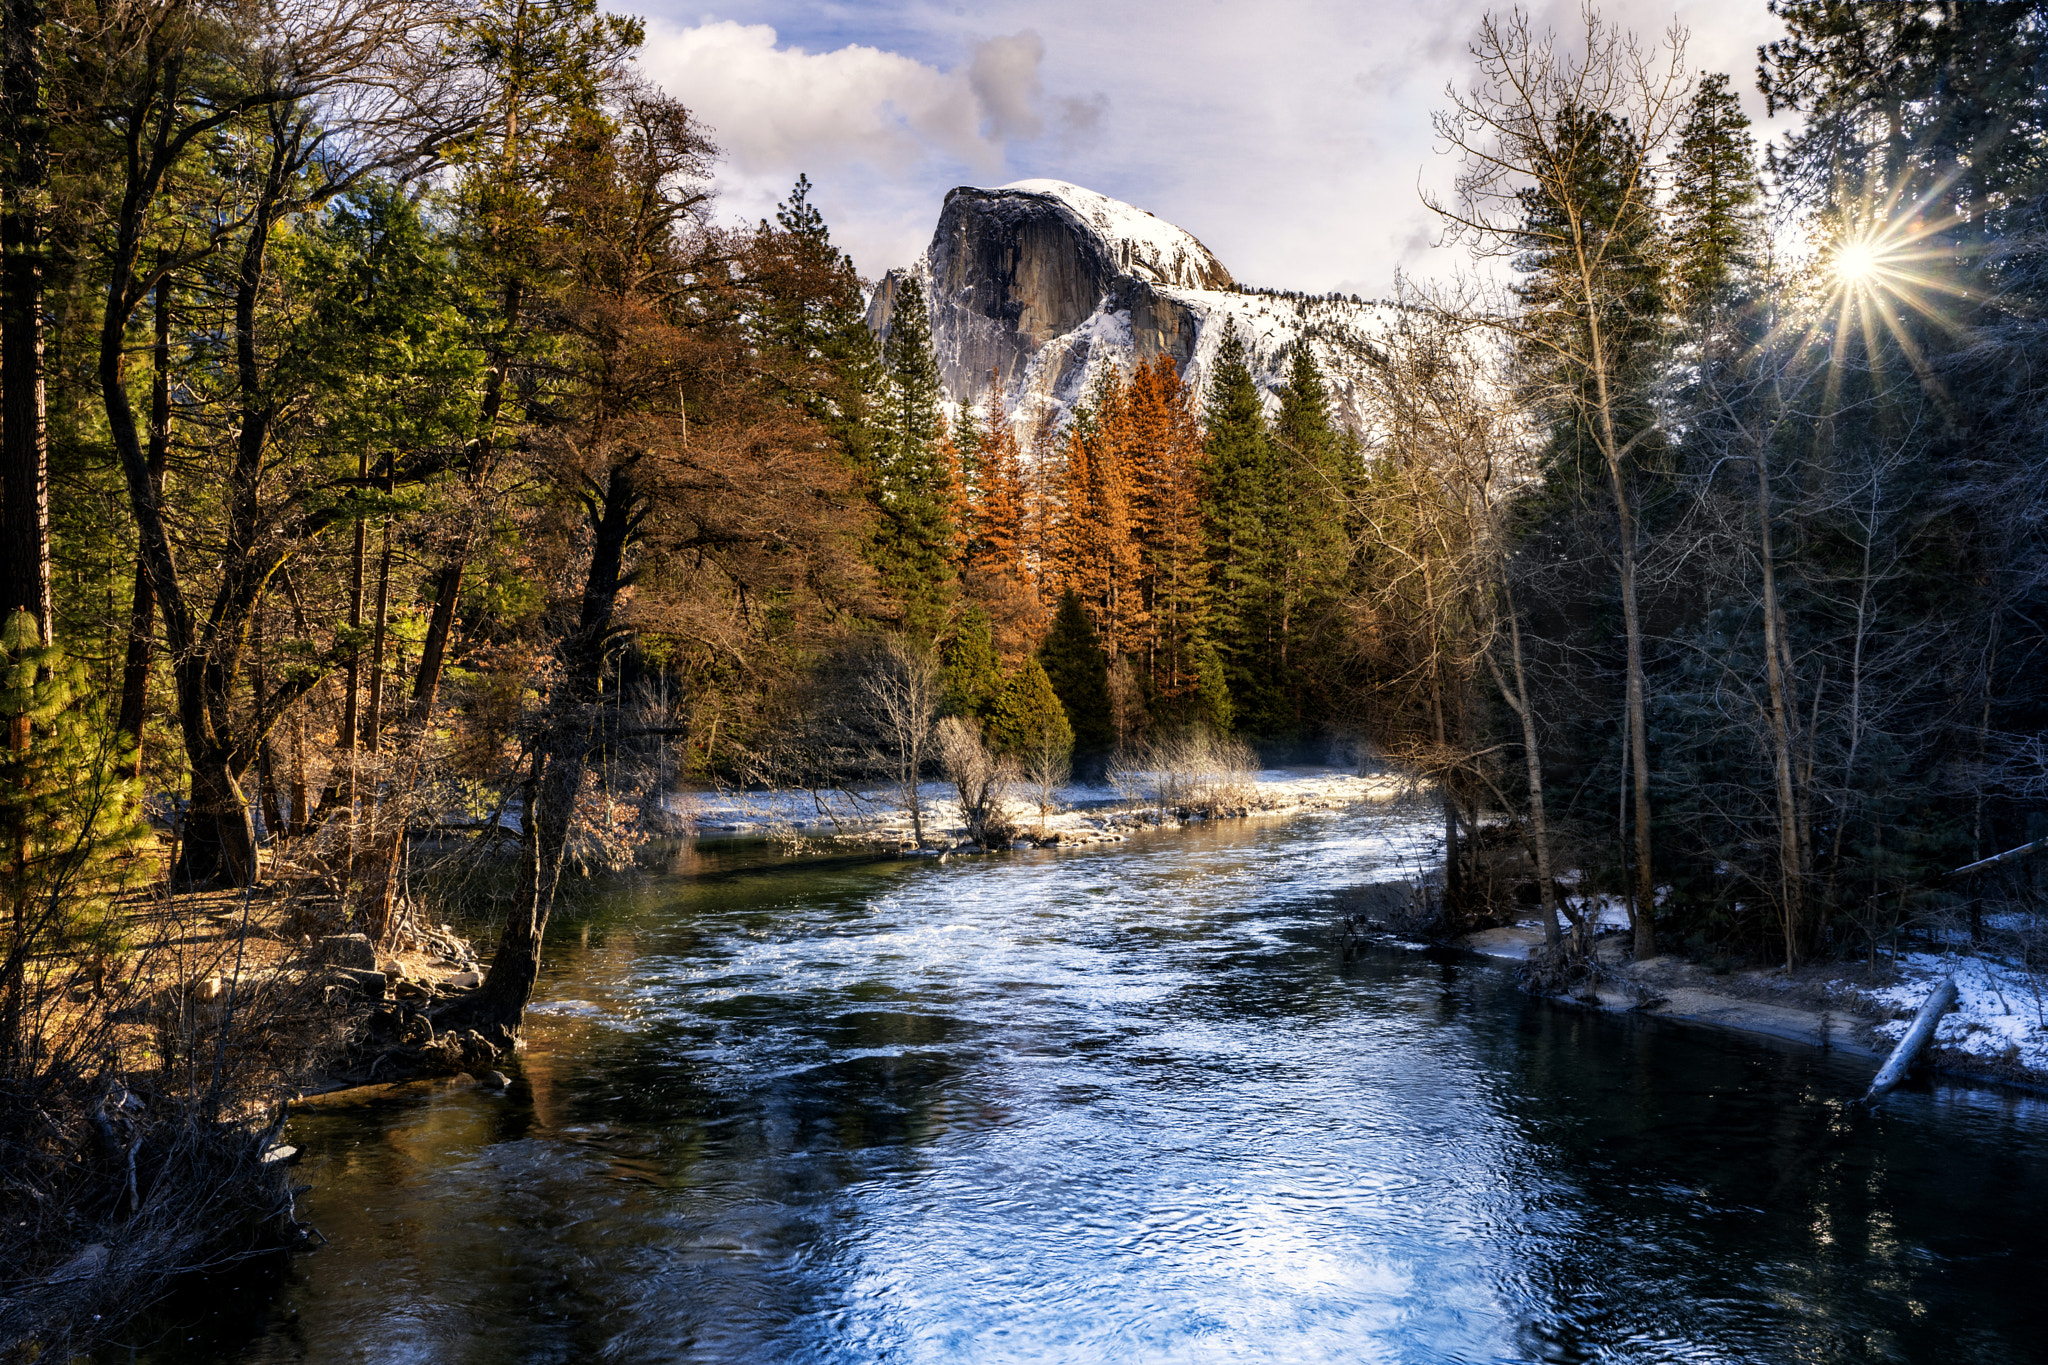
[868,180,1389,439]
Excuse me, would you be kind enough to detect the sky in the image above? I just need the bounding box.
[632,0,1798,295]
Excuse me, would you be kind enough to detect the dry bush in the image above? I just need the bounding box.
[936,717,1020,847]
[0,889,354,1358]
[1108,729,1261,821]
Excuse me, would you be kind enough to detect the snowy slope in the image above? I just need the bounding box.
[1000,279,1401,443]
[995,179,1232,291]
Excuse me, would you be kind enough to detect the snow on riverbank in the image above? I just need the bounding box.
[1862,953,2048,1078]
[676,767,1411,845]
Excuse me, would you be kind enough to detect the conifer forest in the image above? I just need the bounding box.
[4,1,2048,1357]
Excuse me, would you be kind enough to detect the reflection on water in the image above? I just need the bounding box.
[119,809,2048,1363]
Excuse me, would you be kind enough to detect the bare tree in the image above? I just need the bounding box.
[936,717,1016,847]
[848,638,944,847]
[1345,303,1584,946]
[1425,4,1693,955]
[1017,729,1071,834]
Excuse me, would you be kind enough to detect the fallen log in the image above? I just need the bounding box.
[1950,837,2047,877]
[1862,976,1958,1106]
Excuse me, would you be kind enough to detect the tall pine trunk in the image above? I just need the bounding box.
[0,0,51,644]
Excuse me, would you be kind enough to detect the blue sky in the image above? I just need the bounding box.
[633,1,1796,294]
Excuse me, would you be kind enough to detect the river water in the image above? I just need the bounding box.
[123,804,2048,1363]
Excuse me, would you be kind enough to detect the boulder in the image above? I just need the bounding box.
[317,934,377,970]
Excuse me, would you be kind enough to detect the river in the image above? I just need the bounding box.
[119,804,2048,1363]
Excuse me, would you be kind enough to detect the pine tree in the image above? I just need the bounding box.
[987,655,1074,761]
[1124,356,1211,714]
[871,275,957,639]
[1037,591,1114,761]
[763,174,883,477]
[942,606,1003,722]
[1512,102,1669,487]
[1055,371,1144,656]
[1264,342,1351,734]
[1669,74,1764,324]
[959,379,1043,663]
[1192,641,1235,736]
[991,655,1074,827]
[964,380,1025,588]
[1,612,151,1049]
[1198,320,1282,729]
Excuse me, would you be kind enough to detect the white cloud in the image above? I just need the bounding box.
[968,30,1046,140]
[638,20,1094,273]
[638,19,992,176]
[633,2,1795,295]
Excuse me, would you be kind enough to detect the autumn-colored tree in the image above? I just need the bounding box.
[1122,356,1211,715]
[1052,377,1144,656]
[960,379,1042,661]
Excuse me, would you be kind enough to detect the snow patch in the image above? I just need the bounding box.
[677,767,1408,845]
[1860,952,2048,1075]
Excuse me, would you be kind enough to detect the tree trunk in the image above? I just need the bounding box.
[364,513,392,750]
[464,460,640,1032]
[252,599,285,842]
[179,753,258,887]
[1579,277,1656,958]
[1486,597,1573,953]
[1755,446,1804,969]
[321,452,368,816]
[0,0,51,644]
[290,700,309,838]
[412,561,462,718]
[116,271,172,770]
[411,278,523,716]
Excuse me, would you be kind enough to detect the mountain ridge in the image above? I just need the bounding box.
[867,179,1393,440]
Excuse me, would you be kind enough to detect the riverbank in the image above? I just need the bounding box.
[681,766,1411,847]
[1456,920,2048,1091]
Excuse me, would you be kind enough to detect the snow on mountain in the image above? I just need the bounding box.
[868,181,1397,448]
[994,179,1233,292]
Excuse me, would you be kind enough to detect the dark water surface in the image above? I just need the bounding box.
[121,807,2048,1363]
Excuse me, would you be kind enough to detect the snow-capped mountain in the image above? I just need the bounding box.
[867,179,1395,440]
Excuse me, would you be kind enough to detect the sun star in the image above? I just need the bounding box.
[1835,239,1881,284]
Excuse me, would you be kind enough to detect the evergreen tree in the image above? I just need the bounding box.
[1054,371,1144,655]
[871,275,957,638]
[1,611,151,1049]
[1192,641,1235,737]
[1265,342,1351,735]
[1198,320,1283,729]
[988,655,1074,762]
[963,381,1025,588]
[1512,103,1669,487]
[942,606,1003,722]
[1124,355,1211,714]
[1037,591,1114,760]
[1669,74,1764,324]
[761,174,883,477]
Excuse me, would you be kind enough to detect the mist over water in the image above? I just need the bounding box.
[123,807,2048,1364]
